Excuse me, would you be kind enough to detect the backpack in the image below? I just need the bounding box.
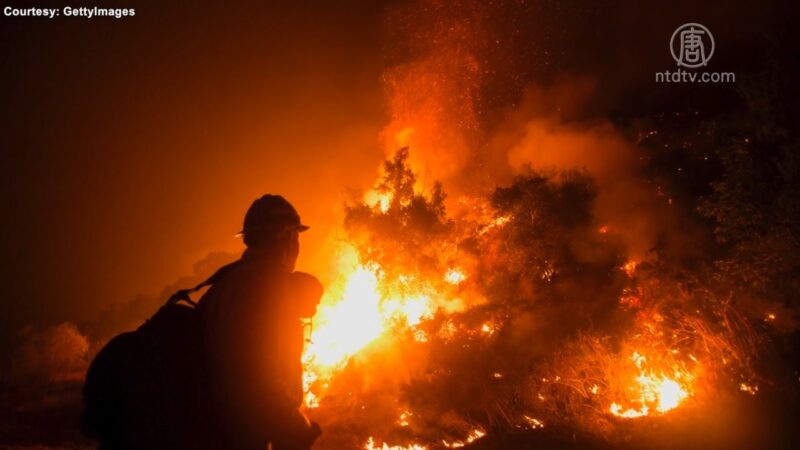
[81,277,221,450]
[81,261,322,449]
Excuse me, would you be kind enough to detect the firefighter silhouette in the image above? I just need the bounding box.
[82,194,322,450]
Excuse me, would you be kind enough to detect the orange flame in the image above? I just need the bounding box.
[365,190,394,213]
[302,245,451,406]
[621,260,638,278]
[442,428,486,448]
[365,437,428,450]
[608,351,692,418]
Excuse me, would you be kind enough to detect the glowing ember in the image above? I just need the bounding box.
[739,383,758,395]
[444,268,466,285]
[442,428,486,448]
[479,215,511,235]
[522,415,545,429]
[609,351,691,418]
[412,328,429,342]
[398,410,412,427]
[610,402,647,418]
[492,215,511,226]
[621,260,638,277]
[364,437,427,450]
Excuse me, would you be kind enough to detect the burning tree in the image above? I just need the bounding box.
[297,147,772,450]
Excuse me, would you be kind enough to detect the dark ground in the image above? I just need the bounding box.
[2,381,799,450]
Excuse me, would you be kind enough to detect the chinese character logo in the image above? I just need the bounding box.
[670,23,714,68]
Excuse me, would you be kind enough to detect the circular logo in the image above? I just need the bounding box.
[670,23,714,68]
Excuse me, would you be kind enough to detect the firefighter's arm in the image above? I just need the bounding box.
[288,271,323,318]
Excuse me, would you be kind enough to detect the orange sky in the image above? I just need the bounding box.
[1,0,786,353]
[0,1,390,347]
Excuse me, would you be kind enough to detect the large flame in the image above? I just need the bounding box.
[608,351,692,418]
[302,245,443,403]
[304,264,384,369]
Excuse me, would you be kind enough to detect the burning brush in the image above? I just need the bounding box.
[297,149,760,449]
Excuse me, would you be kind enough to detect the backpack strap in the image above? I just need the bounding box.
[166,281,211,307]
[166,260,243,307]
